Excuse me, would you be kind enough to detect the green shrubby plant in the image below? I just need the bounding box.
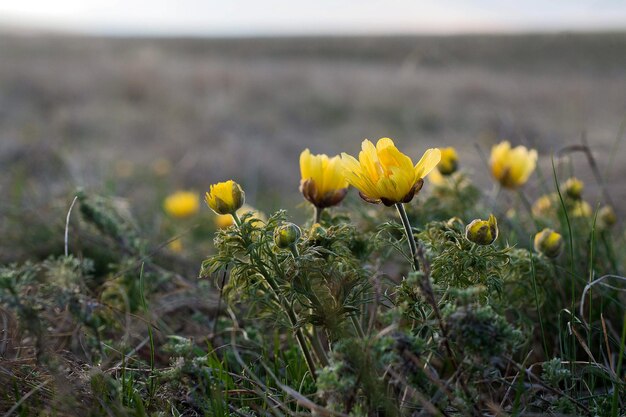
[1,139,625,416]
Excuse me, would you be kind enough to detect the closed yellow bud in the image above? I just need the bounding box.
[274,223,302,249]
[163,191,200,218]
[532,194,554,217]
[341,138,441,206]
[205,180,245,215]
[563,177,584,200]
[490,141,537,189]
[437,147,459,176]
[598,205,617,228]
[534,228,564,258]
[571,200,592,218]
[465,214,498,245]
[299,149,349,209]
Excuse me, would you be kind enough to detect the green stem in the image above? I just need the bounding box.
[395,203,420,272]
[257,265,317,380]
[288,244,299,259]
[610,312,626,417]
[314,206,323,224]
[517,188,540,230]
[530,250,549,358]
[350,314,366,339]
[232,215,317,380]
[311,327,330,367]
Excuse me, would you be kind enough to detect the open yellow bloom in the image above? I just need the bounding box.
[215,204,267,229]
[490,141,537,188]
[299,149,349,208]
[437,147,459,175]
[163,191,200,218]
[341,138,441,206]
[205,180,245,215]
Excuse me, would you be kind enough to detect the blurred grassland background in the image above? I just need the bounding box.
[1,32,626,262]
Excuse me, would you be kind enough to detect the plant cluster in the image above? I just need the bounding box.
[1,138,624,416]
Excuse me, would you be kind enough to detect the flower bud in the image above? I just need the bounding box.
[437,147,459,176]
[532,194,554,217]
[205,180,245,215]
[465,214,498,245]
[308,223,327,240]
[274,223,302,249]
[598,205,617,228]
[563,177,584,200]
[572,200,592,218]
[534,228,564,258]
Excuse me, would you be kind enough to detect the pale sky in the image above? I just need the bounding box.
[1,0,626,36]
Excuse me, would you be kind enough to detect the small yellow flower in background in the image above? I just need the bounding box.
[168,238,183,253]
[341,138,441,206]
[571,200,592,218]
[214,204,267,229]
[152,158,172,177]
[205,180,245,215]
[427,167,446,186]
[115,159,135,178]
[299,149,349,208]
[490,141,537,189]
[534,228,564,258]
[465,214,498,245]
[532,194,555,217]
[163,191,200,218]
[598,205,617,228]
[563,177,584,200]
[437,147,459,176]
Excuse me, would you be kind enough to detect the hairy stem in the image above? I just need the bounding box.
[395,203,420,272]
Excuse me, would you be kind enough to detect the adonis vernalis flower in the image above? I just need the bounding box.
[465,214,499,245]
[490,141,537,189]
[534,228,564,258]
[563,177,584,200]
[205,180,245,215]
[163,191,200,218]
[341,138,440,206]
[299,149,349,209]
[437,147,459,176]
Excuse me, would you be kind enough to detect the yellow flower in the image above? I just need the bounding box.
[598,205,617,228]
[465,214,498,245]
[299,149,349,208]
[151,158,172,177]
[168,238,183,253]
[563,177,584,200]
[205,180,245,215]
[428,167,446,186]
[534,228,564,258]
[571,200,592,218]
[163,191,200,218]
[437,147,458,175]
[490,141,537,188]
[532,194,555,217]
[215,204,267,229]
[341,138,441,206]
